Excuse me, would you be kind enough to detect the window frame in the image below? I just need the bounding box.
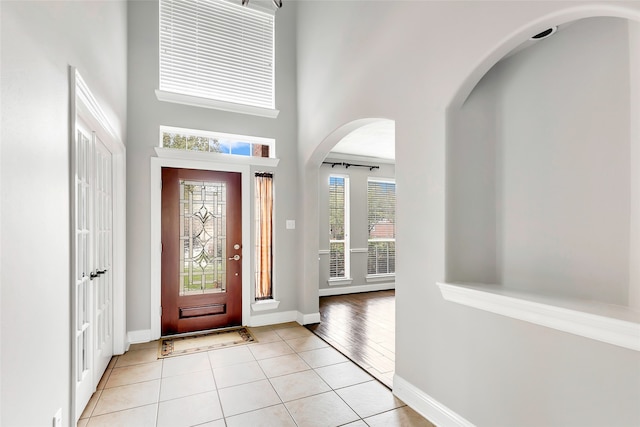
[157,0,279,118]
[159,125,276,159]
[367,177,396,277]
[328,174,351,281]
[254,172,275,302]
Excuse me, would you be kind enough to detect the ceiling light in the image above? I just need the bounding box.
[530,27,557,40]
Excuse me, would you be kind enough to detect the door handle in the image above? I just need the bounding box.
[89,269,107,280]
[228,254,241,261]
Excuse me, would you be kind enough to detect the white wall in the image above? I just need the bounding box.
[296,2,640,426]
[318,161,396,291]
[448,17,632,305]
[0,1,127,425]
[447,67,500,285]
[629,20,640,310]
[126,1,299,334]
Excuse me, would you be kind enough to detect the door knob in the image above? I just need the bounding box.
[228,254,241,261]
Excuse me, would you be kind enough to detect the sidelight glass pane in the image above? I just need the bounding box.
[179,179,227,296]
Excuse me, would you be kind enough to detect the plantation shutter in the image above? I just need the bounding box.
[160,0,275,109]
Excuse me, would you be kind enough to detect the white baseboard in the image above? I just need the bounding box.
[127,329,152,347]
[319,282,395,297]
[297,311,321,325]
[393,375,475,427]
[248,310,320,327]
[248,310,298,327]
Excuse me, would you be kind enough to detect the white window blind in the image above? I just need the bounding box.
[329,175,350,279]
[367,179,396,275]
[160,0,275,109]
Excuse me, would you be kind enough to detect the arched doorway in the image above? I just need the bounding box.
[309,119,396,387]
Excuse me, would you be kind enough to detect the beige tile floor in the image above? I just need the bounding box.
[78,322,434,427]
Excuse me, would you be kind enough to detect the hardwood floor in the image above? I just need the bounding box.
[306,290,395,389]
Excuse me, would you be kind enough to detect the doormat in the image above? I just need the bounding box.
[159,327,256,358]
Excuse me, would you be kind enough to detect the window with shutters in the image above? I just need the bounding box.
[159,0,276,114]
[367,179,396,276]
[329,175,350,279]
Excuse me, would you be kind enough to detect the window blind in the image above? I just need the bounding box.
[160,0,275,109]
[367,179,396,275]
[329,176,348,279]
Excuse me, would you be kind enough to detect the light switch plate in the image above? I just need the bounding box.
[286,220,296,229]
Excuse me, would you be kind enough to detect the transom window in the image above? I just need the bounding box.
[367,179,396,275]
[159,0,275,109]
[160,126,274,158]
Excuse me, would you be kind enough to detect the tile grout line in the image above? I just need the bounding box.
[207,344,228,425]
[83,323,413,426]
[154,353,164,426]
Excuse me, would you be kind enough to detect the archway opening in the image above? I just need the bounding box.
[307,118,397,388]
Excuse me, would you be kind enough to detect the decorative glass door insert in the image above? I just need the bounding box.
[179,180,227,295]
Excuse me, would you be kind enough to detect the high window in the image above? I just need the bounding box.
[367,179,396,276]
[159,0,275,110]
[160,126,274,158]
[329,175,350,279]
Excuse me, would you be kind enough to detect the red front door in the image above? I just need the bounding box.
[161,168,242,335]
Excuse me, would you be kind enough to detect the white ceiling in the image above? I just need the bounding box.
[329,119,395,161]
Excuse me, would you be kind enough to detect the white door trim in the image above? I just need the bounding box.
[150,156,251,340]
[70,67,127,421]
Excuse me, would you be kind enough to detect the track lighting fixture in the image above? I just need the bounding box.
[240,0,282,9]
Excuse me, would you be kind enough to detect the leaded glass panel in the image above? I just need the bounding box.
[179,179,227,295]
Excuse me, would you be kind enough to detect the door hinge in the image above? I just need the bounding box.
[160,243,163,253]
[160,306,162,316]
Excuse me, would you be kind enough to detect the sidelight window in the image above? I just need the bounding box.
[255,172,274,300]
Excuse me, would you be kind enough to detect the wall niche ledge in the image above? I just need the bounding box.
[437,282,640,352]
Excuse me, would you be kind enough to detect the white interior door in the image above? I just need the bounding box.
[93,136,113,385]
[72,68,124,424]
[74,125,115,422]
[74,123,94,420]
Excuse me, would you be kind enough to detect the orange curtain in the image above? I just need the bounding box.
[255,173,273,299]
